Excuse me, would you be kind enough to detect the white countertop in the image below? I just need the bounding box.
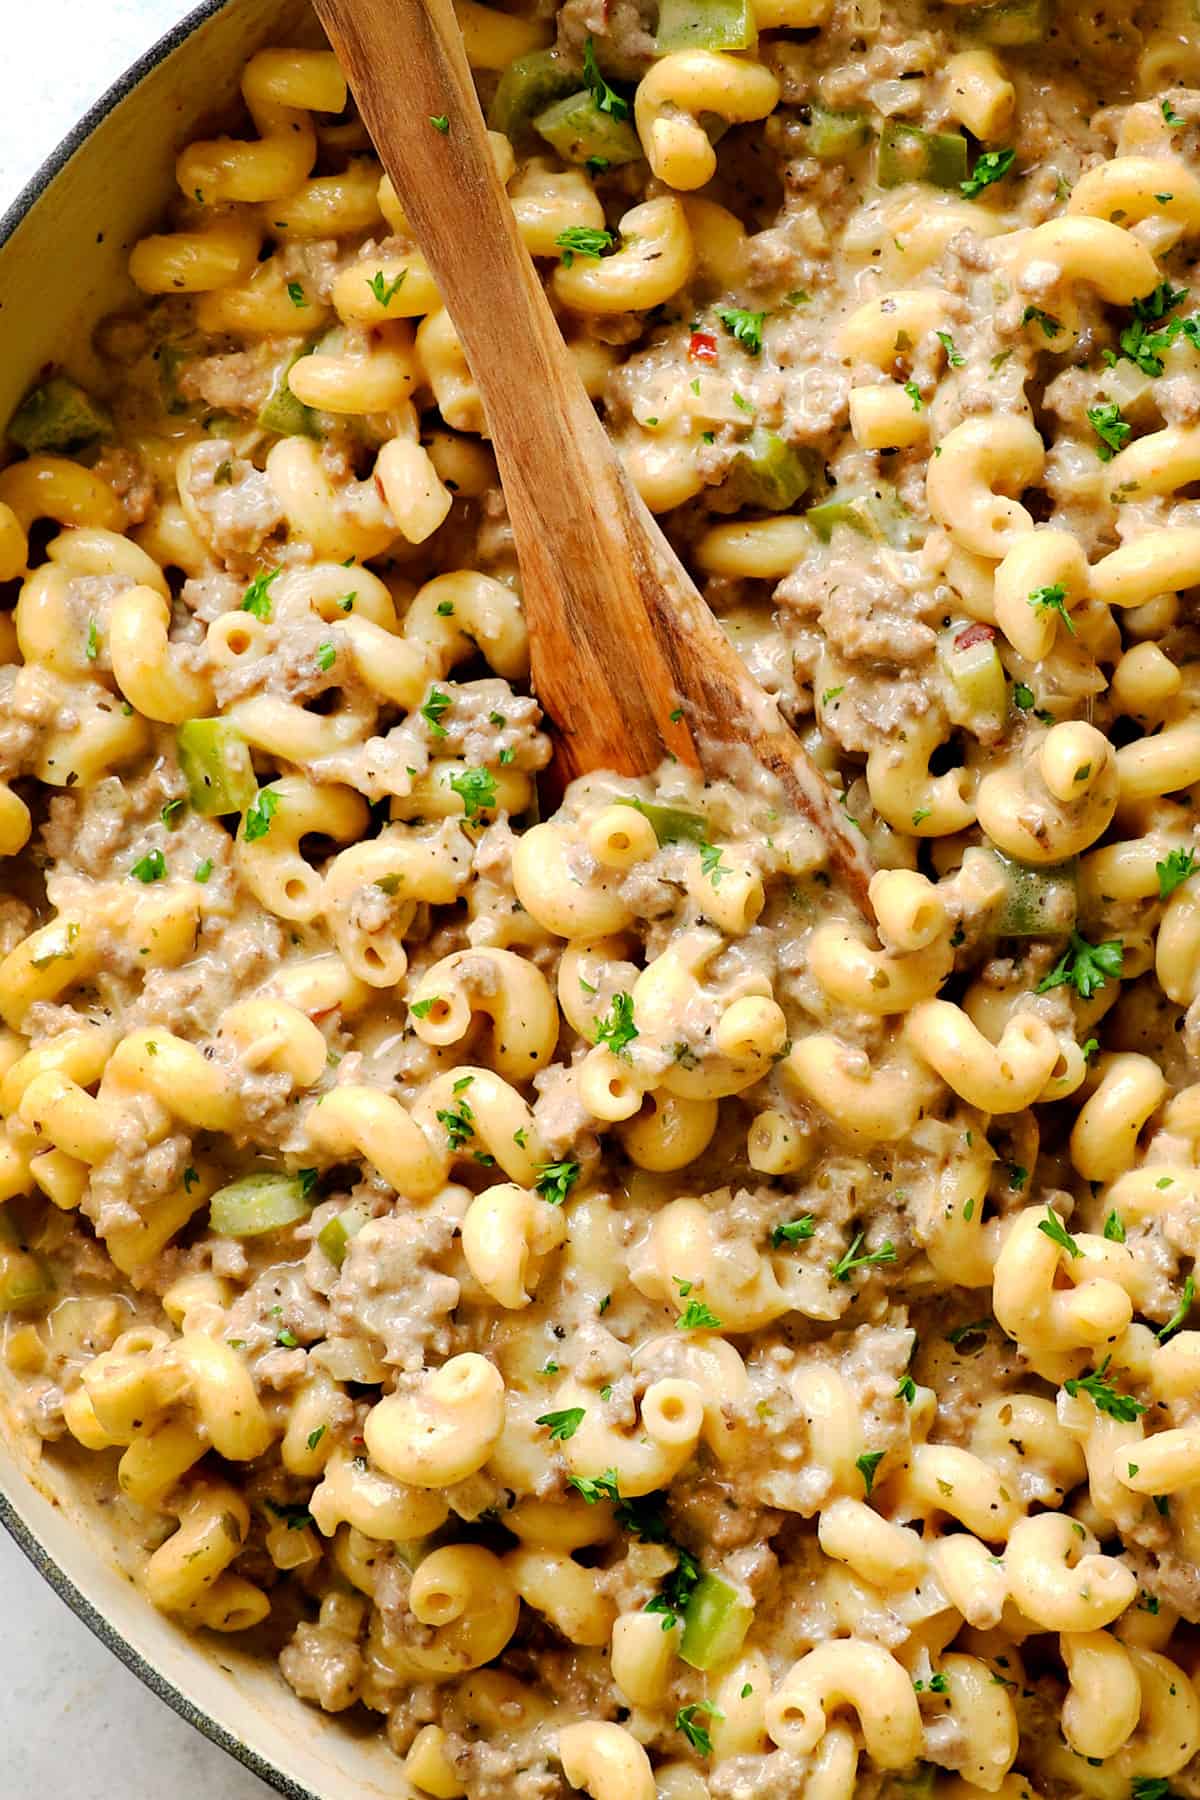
[3,4,277,1794]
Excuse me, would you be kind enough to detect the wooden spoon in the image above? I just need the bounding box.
[311,0,876,912]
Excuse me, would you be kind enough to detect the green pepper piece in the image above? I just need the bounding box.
[615,796,708,845]
[177,719,257,816]
[0,1214,52,1314]
[802,106,872,161]
[8,376,112,454]
[679,1572,754,1670]
[655,0,756,53]
[878,120,969,190]
[488,48,579,142]
[937,623,1007,733]
[257,347,321,439]
[534,91,643,165]
[806,485,917,548]
[210,1172,314,1238]
[721,429,818,512]
[964,0,1052,44]
[317,1204,370,1268]
[990,852,1077,937]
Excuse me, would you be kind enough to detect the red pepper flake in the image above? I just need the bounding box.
[689,331,718,364]
[953,622,996,651]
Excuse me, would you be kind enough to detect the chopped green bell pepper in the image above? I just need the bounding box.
[258,347,321,439]
[489,49,580,142]
[679,1571,754,1670]
[964,0,1052,44]
[990,852,1077,937]
[806,484,917,548]
[615,797,708,845]
[210,1172,314,1238]
[878,120,969,190]
[177,719,257,816]
[317,1203,370,1268]
[534,91,643,165]
[802,106,872,161]
[723,428,817,512]
[655,0,756,53]
[938,622,1007,731]
[0,1214,52,1314]
[7,376,112,454]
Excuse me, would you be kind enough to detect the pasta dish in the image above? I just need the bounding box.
[2,0,1200,1794]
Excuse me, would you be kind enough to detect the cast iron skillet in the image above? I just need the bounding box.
[0,5,409,1793]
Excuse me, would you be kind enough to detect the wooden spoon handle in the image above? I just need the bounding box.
[310,0,698,777]
[310,0,877,910]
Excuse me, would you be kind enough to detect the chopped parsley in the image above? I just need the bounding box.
[1063,1355,1148,1423]
[946,1318,990,1351]
[961,147,1016,198]
[85,618,99,661]
[535,1407,585,1441]
[896,1374,917,1403]
[286,280,306,307]
[1157,848,1197,899]
[1133,1780,1180,1800]
[904,378,923,412]
[770,1216,815,1247]
[675,1701,724,1756]
[367,269,407,307]
[129,850,166,883]
[936,330,964,367]
[430,114,450,133]
[194,858,213,883]
[1163,100,1185,127]
[856,1450,885,1497]
[306,1425,326,1451]
[568,1468,620,1504]
[420,688,452,737]
[1036,930,1124,999]
[161,798,186,828]
[1087,401,1132,462]
[449,766,497,823]
[240,567,280,620]
[831,1232,896,1282]
[582,37,629,120]
[1107,280,1196,377]
[1028,581,1075,634]
[646,1544,701,1629]
[1021,305,1061,338]
[556,226,615,267]
[1103,1210,1126,1243]
[410,996,437,1019]
[1158,1273,1195,1342]
[699,841,728,885]
[316,641,336,672]
[243,788,280,843]
[716,308,766,356]
[595,991,638,1057]
[677,1298,722,1331]
[535,1160,580,1206]
[436,1098,475,1151]
[1012,682,1035,710]
[1037,1207,1080,1259]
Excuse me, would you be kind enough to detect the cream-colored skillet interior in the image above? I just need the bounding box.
[3,3,1200,1798]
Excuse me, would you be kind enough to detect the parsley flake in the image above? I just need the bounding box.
[243,788,279,843]
[367,269,407,307]
[1087,401,1132,462]
[582,37,629,120]
[1028,581,1075,634]
[555,226,614,267]
[535,1160,580,1206]
[1038,1207,1080,1259]
[831,1232,896,1282]
[241,567,280,620]
[961,147,1016,198]
[129,850,166,883]
[716,308,766,356]
[771,1216,815,1247]
[675,1702,724,1757]
[1036,930,1124,999]
[1158,1273,1195,1342]
[856,1450,885,1497]
[677,1298,722,1331]
[1157,848,1197,899]
[1063,1355,1148,1423]
[536,1406,585,1441]
[449,766,497,823]
[595,991,638,1058]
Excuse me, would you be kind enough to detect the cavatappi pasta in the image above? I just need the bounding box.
[5,2,1200,1796]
